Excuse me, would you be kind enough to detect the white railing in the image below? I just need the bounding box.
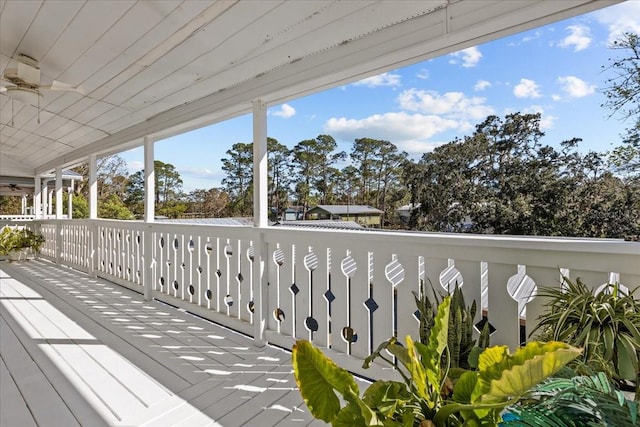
[13,218,640,378]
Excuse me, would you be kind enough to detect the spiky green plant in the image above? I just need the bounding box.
[504,372,640,426]
[412,280,486,370]
[530,276,640,391]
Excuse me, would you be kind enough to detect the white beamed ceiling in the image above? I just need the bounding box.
[0,0,620,177]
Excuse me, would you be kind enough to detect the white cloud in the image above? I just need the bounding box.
[416,68,430,80]
[557,76,596,98]
[324,112,462,154]
[397,89,494,120]
[513,79,542,98]
[558,25,592,51]
[179,167,224,180]
[474,80,491,91]
[522,105,556,130]
[594,1,640,44]
[551,94,562,102]
[352,72,401,88]
[522,30,543,43]
[127,160,143,173]
[272,103,296,118]
[449,46,482,68]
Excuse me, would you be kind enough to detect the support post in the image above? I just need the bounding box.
[55,167,63,219]
[68,180,74,219]
[41,180,49,218]
[89,154,98,277]
[143,136,155,301]
[55,167,63,264]
[252,99,268,346]
[34,176,41,219]
[89,154,98,220]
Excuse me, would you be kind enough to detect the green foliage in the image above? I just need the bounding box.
[98,194,135,220]
[0,195,23,215]
[602,31,640,171]
[406,113,640,238]
[504,372,640,426]
[412,281,487,370]
[0,226,45,255]
[530,276,640,385]
[293,296,580,426]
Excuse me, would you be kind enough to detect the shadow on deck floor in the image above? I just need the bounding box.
[0,259,341,426]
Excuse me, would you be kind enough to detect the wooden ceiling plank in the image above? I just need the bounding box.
[14,0,84,66]
[42,1,135,82]
[0,0,42,64]
[89,0,217,101]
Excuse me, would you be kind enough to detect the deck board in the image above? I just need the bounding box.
[0,260,348,426]
[0,355,37,427]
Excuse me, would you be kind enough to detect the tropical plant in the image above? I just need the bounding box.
[530,275,640,390]
[292,296,581,426]
[504,372,640,426]
[413,280,489,370]
[0,226,45,256]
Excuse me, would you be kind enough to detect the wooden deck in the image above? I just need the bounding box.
[0,259,355,426]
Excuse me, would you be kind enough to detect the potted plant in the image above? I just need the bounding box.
[0,226,45,261]
[530,275,640,398]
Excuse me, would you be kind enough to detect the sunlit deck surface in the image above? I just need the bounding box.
[0,259,341,426]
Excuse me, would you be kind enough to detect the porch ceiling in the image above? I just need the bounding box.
[0,0,620,178]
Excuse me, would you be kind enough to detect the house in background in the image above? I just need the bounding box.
[305,204,383,227]
[397,203,421,224]
[283,206,305,221]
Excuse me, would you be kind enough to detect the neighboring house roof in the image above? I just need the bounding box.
[397,203,420,212]
[308,205,383,215]
[157,217,259,226]
[275,220,363,230]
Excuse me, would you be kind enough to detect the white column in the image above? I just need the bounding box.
[47,190,53,216]
[88,154,98,277]
[253,99,268,227]
[89,154,98,219]
[144,136,155,223]
[252,99,268,346]
[21,195,27,215]
[68,180,74,219]
[41,180,49,218]
[143,136,155,301]
[34,176,42,219]
[55,167,63,219]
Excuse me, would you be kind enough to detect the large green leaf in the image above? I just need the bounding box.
[480,342,581,402]
[292,340,360,423]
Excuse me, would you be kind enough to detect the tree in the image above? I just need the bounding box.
[73,154,129,198]
[602,32,640,171]
[187,188,230,217]
[155,160,183,205]
[221,142,253,216]
[99,194,135,220]
[268,138,292,217]
[0,195,22,215]
[407,112,640,238]
[124,160,184,218]
[291,135,345,210]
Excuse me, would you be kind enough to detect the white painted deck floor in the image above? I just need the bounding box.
[0,259,337,427]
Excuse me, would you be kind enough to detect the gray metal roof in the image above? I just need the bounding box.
[156,217,257,226]
[309,205,384,215]
[275,220,364,230]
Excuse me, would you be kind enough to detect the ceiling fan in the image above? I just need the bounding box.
[0,54,85,121]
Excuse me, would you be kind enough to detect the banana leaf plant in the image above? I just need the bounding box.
[292,296,581,426]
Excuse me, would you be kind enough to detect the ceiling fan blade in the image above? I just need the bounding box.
[40,80,86,95]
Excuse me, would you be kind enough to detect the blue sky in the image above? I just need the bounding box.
[121,1,640,192]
